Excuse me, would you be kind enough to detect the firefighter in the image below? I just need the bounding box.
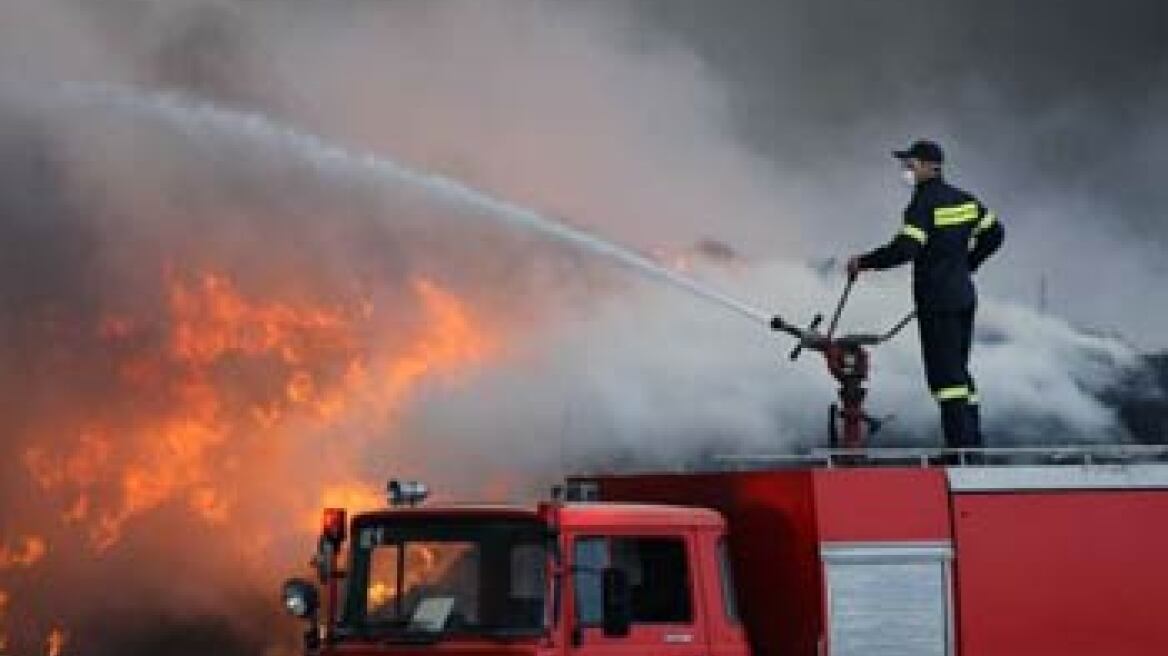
[847,140,1004,449]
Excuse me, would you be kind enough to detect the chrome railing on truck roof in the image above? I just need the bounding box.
[712,444,1168,470]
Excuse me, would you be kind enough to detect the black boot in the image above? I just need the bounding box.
[940,400,968,450]
[966,402,983,449]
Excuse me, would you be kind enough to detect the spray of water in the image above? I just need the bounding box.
[52,82,774,326]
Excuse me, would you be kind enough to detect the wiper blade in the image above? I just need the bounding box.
[379,631,444,645]
[347,621,447,645]
[473,625,543,640]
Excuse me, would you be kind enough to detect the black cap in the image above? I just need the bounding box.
[893,140,945,164]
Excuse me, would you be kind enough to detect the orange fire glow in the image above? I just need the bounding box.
[0,589,8,650]
[46,627,66,656]
[366,543,467,615]
[20,269,496,554]
[1,536,50,655]
[0,537,47,571]
[3,267,496,654]
[307,482,385,533]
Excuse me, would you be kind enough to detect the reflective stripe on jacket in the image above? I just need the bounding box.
[859,177,1004,311]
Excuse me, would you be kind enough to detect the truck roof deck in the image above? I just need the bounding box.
[707,445,1168,489]
[576,444,1168,475]
[710,444,1168,468]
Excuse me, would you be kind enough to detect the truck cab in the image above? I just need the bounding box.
[282,482,749,656]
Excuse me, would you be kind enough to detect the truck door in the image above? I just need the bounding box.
[702,535,750,656]
[571,533,707,656]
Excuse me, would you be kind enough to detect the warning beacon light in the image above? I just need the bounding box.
[321,507,347,545]
[388,479,429,507]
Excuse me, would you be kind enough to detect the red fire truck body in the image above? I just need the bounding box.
[285,457,1168,656]
[588,461,1168,655]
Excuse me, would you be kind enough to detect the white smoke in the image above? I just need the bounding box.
[400,258,1139,494]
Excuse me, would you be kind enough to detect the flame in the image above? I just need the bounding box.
[0,537,47,571]
[21,269,497,553]
[305,482,385,533]
[381,279,494,400]
[366,543,469,616]
[5,267,495,654]
[46,627,66,656]
[0,588,8,651]
[367,581,394,608]
[0,538,54,655]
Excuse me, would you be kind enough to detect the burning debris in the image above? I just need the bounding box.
[0,538,47,571]
[0,255,501,653]
[19,269,494,552]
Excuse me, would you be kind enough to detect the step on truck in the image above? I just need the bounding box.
[282,447,1168,655]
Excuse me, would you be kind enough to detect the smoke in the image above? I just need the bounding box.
[0,1,1163,654]
[635,0,1168,344]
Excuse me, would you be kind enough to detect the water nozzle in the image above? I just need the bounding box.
[790,314,823,361]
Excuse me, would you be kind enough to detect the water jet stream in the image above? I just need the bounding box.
[52,83,774,326]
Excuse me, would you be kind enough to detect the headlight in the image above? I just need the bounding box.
[281,578,319,620]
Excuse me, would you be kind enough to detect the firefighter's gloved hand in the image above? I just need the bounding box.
[846,256,864,279]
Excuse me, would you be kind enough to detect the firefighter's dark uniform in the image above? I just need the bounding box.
[859,176,1004,448]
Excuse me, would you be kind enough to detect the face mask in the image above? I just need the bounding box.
[900,168,917,187]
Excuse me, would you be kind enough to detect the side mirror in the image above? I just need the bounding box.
[600,567,632,638]
[282,577,320,620]
[314,536,336,584]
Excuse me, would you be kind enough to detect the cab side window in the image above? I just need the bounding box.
[574,537,607,626]
[574,536,692,626]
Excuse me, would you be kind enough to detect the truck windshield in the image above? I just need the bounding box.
[343,517,550,640]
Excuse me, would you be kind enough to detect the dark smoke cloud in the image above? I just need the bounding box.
[635,0,1168,343]
[638,0,1168,201]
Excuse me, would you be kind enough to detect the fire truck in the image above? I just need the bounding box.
[282,448,1168,655]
